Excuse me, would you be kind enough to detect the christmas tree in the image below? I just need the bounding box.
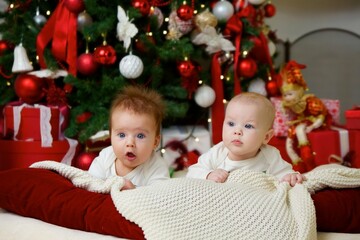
[0,0,279,144]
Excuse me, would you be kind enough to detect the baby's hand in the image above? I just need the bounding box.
[207,169,229,183]
[121,179,136,190]
[281,173,305,187]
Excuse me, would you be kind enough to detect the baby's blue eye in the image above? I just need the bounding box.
[245,124,254,129]
[137,133,145,139]
[118,133,125,138]
[227,121,235,127]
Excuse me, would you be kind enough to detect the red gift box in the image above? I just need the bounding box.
[3,103,67,142]
[0,139,72,171]
[349,130,360,168]
[346,108,360,130]
[269,128,351,169]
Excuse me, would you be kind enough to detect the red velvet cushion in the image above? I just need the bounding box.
[0,168,144,239]
[1,168,360,235]
[311,187,360,233]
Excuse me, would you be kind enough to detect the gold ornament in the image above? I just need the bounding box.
[194,9,218,31]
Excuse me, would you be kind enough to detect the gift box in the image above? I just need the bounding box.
[270,97,340,137]
[0,139,76,171]
[349,130,360,168]
[346,108,360,130]
[161,125,211,169]
[269,127,350,169]
[3,103,69,146]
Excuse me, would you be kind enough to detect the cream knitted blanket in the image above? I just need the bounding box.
[31,161,360,240]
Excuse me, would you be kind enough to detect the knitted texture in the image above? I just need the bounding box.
[31,162,360,240]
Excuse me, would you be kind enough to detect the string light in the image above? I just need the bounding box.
[198,80,203,84]
[161,148,166,154]
[163,30,167,35]
[220,75,224,80]
[208,118,212,123]
[46,10,51,16]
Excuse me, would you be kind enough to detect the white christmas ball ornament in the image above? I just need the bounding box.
[119,54,144,79]
[194,85,216,108]
[212,0,234,22]
[248,0,266,5]
[248,78,267,96]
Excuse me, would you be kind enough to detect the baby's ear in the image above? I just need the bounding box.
[263,129,274,144]
[154,135,161,149]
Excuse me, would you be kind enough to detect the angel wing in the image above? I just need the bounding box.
[117,6,138,51]
[192,26,235,54]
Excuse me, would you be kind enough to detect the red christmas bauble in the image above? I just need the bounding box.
[265,80,279,97]
[177,4,194,21]
[238,58,257,78]
[76,111,92,124]
[64,0,85,14]
[0,40,13,55]
[77,53,99,76]
[264,3,276,18]
[73,152,97,170]
[14,74,47,104]
[131,0,151,16]
[93,45,117,65]
[177,60,196,78]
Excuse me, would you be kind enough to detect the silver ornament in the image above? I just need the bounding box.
[33,7,47,26]
[212,0,234,22]
[77,11,93,32]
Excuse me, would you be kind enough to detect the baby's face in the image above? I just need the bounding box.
[222,100,273,161]
[110,108,160,175]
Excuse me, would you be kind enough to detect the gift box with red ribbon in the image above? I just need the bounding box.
[270,97,340,137]
[0,139,74,171]
[3,102,69,145]
[346,107,360,130]
[269,127,353,170]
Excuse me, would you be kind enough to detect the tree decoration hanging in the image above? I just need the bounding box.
[264,3,276,17]
[12,43,33,73]
[119,53,144,79]
[212,0,235,22]
[166,10,193,40]
[14,74,47,104]
[94,34,117,65]
[192,26,235,55]
[177,3,194,21]
[33,6,47,26]
[116,5,138,52]
[64,0,85,14]
[131,0,151,16]
[77,11,93,32]
[194,84,216,108]
[194,9,218,31]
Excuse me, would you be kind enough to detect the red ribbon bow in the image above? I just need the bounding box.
[36,0,77,76]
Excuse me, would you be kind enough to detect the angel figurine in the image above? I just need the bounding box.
[116,5,138,52]
[279,61,332,172]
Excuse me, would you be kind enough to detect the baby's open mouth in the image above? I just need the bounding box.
[126,152,136,159]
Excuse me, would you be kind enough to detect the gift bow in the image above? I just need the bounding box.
[36,0,77,76]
